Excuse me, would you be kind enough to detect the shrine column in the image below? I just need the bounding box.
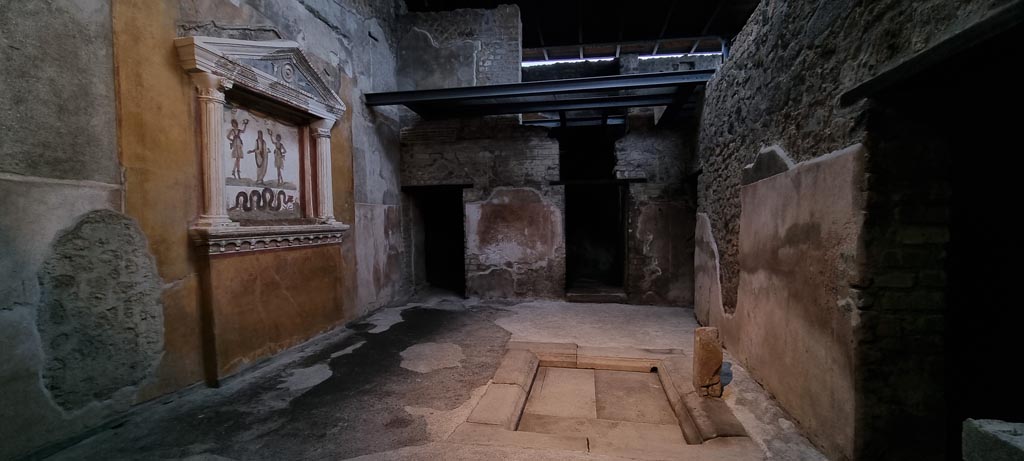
[311,118,337,224]
[191,71,237,228]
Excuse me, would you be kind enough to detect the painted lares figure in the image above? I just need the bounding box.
[227,118,249,178]
[248,130,269,184]
[267,129,287,186]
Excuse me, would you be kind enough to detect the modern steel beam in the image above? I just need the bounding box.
[365,69,713,106]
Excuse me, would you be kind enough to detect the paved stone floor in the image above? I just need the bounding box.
[43,292,825,460]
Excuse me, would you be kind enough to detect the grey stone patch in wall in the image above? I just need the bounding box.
[741,144,795,185]
[36,210,163,412]
[397,28,479,91]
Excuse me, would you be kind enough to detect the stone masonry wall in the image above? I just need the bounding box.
[698,0,1004,316]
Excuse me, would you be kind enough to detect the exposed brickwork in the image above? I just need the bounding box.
[854,104,952,460]
[400,5,521,86]
[401,117,559,192]
[615,114,697,306]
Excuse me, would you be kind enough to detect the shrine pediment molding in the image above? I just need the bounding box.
[174,36,345,120]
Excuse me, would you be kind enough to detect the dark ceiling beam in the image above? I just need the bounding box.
[365,69,714,106]
[690,0,725,53]
[522,35,724,62]
[652,0,679,55]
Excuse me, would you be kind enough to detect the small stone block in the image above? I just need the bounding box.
[467,383,527,430]
[492,349,540,392]
[693,327,723,398]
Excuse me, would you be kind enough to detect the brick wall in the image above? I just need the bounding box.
[399,5,521,87]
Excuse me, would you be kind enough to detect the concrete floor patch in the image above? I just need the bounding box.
[400,342,465,373]
[278,364,332,391]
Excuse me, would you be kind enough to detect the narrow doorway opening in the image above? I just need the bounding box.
[558,125,627,299]
[406,185,467,296]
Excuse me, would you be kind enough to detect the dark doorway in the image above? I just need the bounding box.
[565,183,626,289]
[869,22,1023,460]
[558,125,627,294]
[407,185,466,295]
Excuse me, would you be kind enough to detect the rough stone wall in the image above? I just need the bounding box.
[697,0,1004,316]
[615,115,697,306]
[399,5,521,88]
[401,117,563,298]
[0,1,130,458]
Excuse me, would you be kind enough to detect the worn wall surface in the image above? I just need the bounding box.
[399,5,521,88]
[697,146,866,460]
[206,245,345,377]
[0,1,130,458]
[0,0,407,458]
[465,187,565,299]
[401,117,563,298]
[615,115,697,306]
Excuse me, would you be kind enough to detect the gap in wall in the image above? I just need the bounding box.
[406,185,467,297]
[870,22,1023,459]
[558,125,627,293]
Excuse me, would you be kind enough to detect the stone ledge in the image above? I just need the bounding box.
[492,349,540,393]
[190,222,350,254]
[467,383,527,430]
[577,346,677,372]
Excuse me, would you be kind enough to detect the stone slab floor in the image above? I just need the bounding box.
[41,293,825,460]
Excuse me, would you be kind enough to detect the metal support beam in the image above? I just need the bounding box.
[414,93,683,118]
[366,69,714,106]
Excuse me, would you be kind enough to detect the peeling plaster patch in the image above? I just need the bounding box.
[404,383,488,440]
[278,364,332,392]
[330,341,366,359]
[400,342,464,373]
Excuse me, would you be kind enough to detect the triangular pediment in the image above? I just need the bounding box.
[175,36,345,120]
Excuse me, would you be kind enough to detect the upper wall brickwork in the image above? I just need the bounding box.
[400,5,521,87]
